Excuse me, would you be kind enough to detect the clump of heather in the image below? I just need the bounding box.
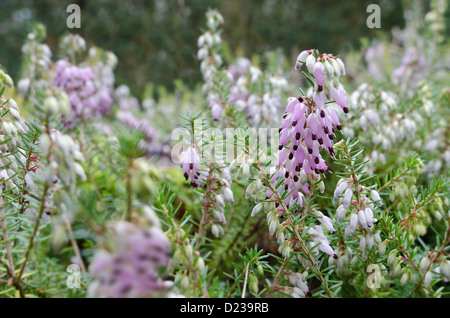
[227,57,288,128]
[17,24,52,95]
[0,5,448,301]
[54,59,114,125]
[175,116,234,238]
[197,9,225,121]
[115,85,160,157]
[88,218,173,298]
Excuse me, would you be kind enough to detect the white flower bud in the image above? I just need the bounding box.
[269,219,278,236]
[251,203,263,217]
[222,187,234,203]
[423,271,432,288]
[419,256,430,274]
[7,108,21,121]
[44,96,60,116]
[366,234,373,249]
[197,257,205,274]
[305,54,316,73]
[317,211,335,233]
[2,122,12,137]
[73,163,86,181]
[401,272,409,286]
[215,194,225,208]
[365,207,374,227]
[211,224,220,238]
[330,58,341,77]
[324,60,335,78]
[297,50,309,63]
[370,190,383,206]
[336,58,346,76]
[349,213,358,232]
[343,188,353,208]
[39,134,51,154]
[378,241,387,256]
[317,181,325,193]
[360,236,366,253]
[358,209,368,229]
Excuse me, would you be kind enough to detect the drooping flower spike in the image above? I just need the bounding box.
[272,49,348,208]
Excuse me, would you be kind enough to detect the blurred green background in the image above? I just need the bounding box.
[1,0,446,97]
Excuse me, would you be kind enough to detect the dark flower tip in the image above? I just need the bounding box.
[333,254,338,259]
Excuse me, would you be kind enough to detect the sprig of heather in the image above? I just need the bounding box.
[332,140,384,258]
[115,85,161,157]
[276,49,347,209]
[54,59,114,126]
[197,10,226,121]
[421,88,450,177]
[153,188,207,297]
[0,93,28,196]
[176,115,234,238]
[16,97,88,284]
[378,192,450,297]
[425,0,448,44]
[344,83,435,175]
[17,24,52,95]
[58,34,87,61]
[232,49,351,297]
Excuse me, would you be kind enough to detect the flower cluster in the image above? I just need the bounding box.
[333,177,383,256]
[296,49,348,113]
[54,59,114,125]
[0,94,28,194]
[287,272,311,298]
[345,83,425,173]
[227,57,288,128]
[306,224,337,259]
[58,34,87,59]
[391,47,427,91]
[197,10,225,121]
[39,129,86,191]
[424,0,448,44]
[17,24,52,95]
[423,125,450,176]
[274,49,347,208]
[421,88,449,177]
[179,146,207,188]
[248,50,349,267]
[115,85,160,156]
[88,220,172,298]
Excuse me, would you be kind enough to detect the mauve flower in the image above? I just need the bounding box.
[332,87,348,113]
[179,146,206,187]
[54,59,114,125]
[88,222,171,298]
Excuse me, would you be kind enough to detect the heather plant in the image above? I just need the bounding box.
[0,5,448,300]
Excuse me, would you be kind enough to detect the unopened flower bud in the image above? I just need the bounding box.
[251,203,263,216]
